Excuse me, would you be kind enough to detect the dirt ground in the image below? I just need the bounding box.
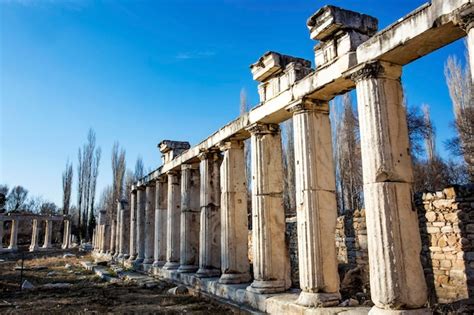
[0,247,240,314]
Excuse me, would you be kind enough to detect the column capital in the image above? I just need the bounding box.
[246,123,280,135]
[156,176,167,183]
[458,7,474,33]
[349,61,401,83]
[198,148,221,161]
[166,169,180,177]
[181,163,199,171]
[286,98,329,114]
[218,139,244,152]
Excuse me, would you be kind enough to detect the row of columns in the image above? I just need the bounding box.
[0,219,72,253]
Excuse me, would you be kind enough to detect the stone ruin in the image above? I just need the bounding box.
[92,1,474,314]
[0,213,72,253]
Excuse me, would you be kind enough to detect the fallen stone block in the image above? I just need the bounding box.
[168,286,189,295]
[42,283,73,289]
[21,280,34,290]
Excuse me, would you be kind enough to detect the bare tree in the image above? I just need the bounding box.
[77,129,101,241]
[124,169,135,202]
[62,160,73,216]
[134,156,145,180]
[282,119,296,216]
[422,104,435,163]
[444,52,473,181]
[6,186,28,212]
[335,94,363,213]
[0,185,9,211]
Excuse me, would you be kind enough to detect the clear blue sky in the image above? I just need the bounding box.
[0,0,467,206]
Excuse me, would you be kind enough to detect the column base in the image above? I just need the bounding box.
[162,262,180,270]
[219,272,251,284]
[128,255,137,262]
[143,258,154,265]
[8,246,18,251]
[246,280,286,294]
[369,306,431,315]
[296,291,341,307]
[195,267,221,278]
[29,246,38,252]
[152,260,166,268]
[133,258,144,267]
[177,264,199,273]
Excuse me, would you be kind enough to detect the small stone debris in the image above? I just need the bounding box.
[167,286,188,295]
[21,280,34,290]
[47,271,57,277]
[42,283,73,289]
[63,253,76,258]
[64,264,72,269]
[339,298,359,307]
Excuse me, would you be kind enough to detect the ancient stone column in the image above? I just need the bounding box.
[178,164,200,273]
[110,220,116,255]
[153,177,168,268]
[8,219,18,250]
[196,150,222,278]
[119,200,130,259]
[42,220,53,249]
[144,183,156,266]
[288,99,340,306]
[135,186,146,264]
[246,123,290,294]
[219,140,251,284]
[128,189,138,261]
[163,171,181,270]
[62,219,71,249]
[29,219,40,252]
[114,198,121,257]
[352,61,428,313]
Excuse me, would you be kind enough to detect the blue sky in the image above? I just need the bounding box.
[0,0,467,206]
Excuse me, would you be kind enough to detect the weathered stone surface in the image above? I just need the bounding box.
[135,187,146,264]
[153,178,167,268]
[178,164,200,273]
[163,171,181,270]
[246,123,290,294]
[219,140,251,284]
[143,184,155,265]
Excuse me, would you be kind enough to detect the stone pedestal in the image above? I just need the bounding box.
[196,150,222,278]
[246,123,290,294]
[8,219,18,250]
[352,61,428,312]
[29,219,40,252]
[289,99,340,307]
[62,220,71,249]
[128,190,138,261]
[163,171,181,270]
[42,220,52,249]
[219,140,251,284]
[135,186,146,264]
[178,164,200,273]
[154,178,168,268]
[144,184,156,265]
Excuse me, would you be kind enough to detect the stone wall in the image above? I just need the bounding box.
[418,185,474,309]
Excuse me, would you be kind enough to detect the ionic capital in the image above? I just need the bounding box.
[350,61,402,83]
[246,123,280,135]
[286,98,329,114]
[156,176,167,183]
[181,163,199,171]
[198,148,221,161]
[166,170,180,181]
[218,140,244,152]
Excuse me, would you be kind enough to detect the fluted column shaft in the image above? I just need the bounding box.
[9,219,18,250]
[118,200,130,258]
[129,190,137,260]
[62,220,71,249]
[144,184,156,265]
[110,220,116,255]
[29,219,40,252]
[178,164,200,273]
[135,187,146,264]
[246,123,290,294]
[42,220,52,249]
[154,178,168,267]
[219,140,251,284]
[196,150,222,278]
[290,100,340,307]
[163,171,181,270]
[114,199,121,257]
[352,61,427,312]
